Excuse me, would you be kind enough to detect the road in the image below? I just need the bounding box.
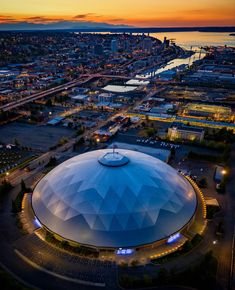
[1,73,234,289]
[216,145,235,290]
[2,82,163,187]
[0,75,97,112]
[0,73,151,113]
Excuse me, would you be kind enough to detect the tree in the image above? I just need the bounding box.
[58,137,68,145]
[0,180,12,198]
[14,138,20,146]
[76,126,85,136]
[11,200,17,213]
[146,127,155,137]
[182,240,193,252]
[74,137,85,149]
[158,268,169,284]
[46,99,53,106]
[143,274,152,286]
[198,177,208,188]
[60,240,69,249]
[217,181,226,194]
[171,147,176,157]
[68,122,73,128]
[46,156,57,167]
[20,179,26,192]
[131,259,139,267]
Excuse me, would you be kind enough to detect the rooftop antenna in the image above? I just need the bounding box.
[113,143,117,156]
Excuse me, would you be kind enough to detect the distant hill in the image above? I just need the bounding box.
[0,21,234,33]
[106,26,235,33]
[0,21,132,31]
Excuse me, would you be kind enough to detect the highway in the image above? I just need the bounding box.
[0,73,150,113]
[0,75,97,112]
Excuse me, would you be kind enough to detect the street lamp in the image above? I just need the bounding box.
[221,170,226,175]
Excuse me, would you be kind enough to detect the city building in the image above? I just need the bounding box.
[98,93,114,103]
[70,94,89,103]
[94,121,121,139]
[102,85,137,93]
[163,36,170,48]
[32,149,202,258]
[183,103,232,121]
[142,37,153,52]
[168,122,205,142]
[150,103,175,114]
[93,44,104,56]
[111,39,118,53]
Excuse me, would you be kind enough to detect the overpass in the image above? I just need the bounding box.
[0,74,150,112]
[88,73,149,80]
[0,75,97,112]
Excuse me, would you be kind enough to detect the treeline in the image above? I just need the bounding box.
[0,180,12,200]
[12,179,31,213]
[45,231,99,258]
[188,146,230,163]
[119,251,217,290]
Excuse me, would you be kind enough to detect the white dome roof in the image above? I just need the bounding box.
[32,149,197,248]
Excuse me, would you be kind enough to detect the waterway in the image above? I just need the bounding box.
[150,31,235,49]
[136,51,205,78]
[136,32,235,78]
[87,31,235,78]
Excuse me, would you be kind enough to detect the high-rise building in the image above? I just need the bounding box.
[123,40,131,52]
[111,39,118,53]
[163,36,170,48]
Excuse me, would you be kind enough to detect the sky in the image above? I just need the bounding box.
[0,0,235,27]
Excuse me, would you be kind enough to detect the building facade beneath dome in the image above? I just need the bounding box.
[32,149,198,249]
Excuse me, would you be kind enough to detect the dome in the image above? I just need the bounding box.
[32,149,197,248]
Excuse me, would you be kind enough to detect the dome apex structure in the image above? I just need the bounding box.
[98,151,129,167]
[32,149,197,248]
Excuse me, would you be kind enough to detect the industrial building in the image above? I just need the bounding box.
[183,103,232,121]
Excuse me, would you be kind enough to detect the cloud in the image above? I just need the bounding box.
[24,16,66,23]
[74,13,94,19]
[108,18,125,22]
[0,15,17,23]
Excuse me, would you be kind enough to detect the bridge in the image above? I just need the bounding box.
[0,74,150,112]
[0,76,97,112]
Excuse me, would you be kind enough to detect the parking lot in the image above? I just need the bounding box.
[14,233,117,287]
[0,145,35,174]
[0,122,74,151]
[115,131,220,161]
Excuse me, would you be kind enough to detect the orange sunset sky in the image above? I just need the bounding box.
[0,0,235,27]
